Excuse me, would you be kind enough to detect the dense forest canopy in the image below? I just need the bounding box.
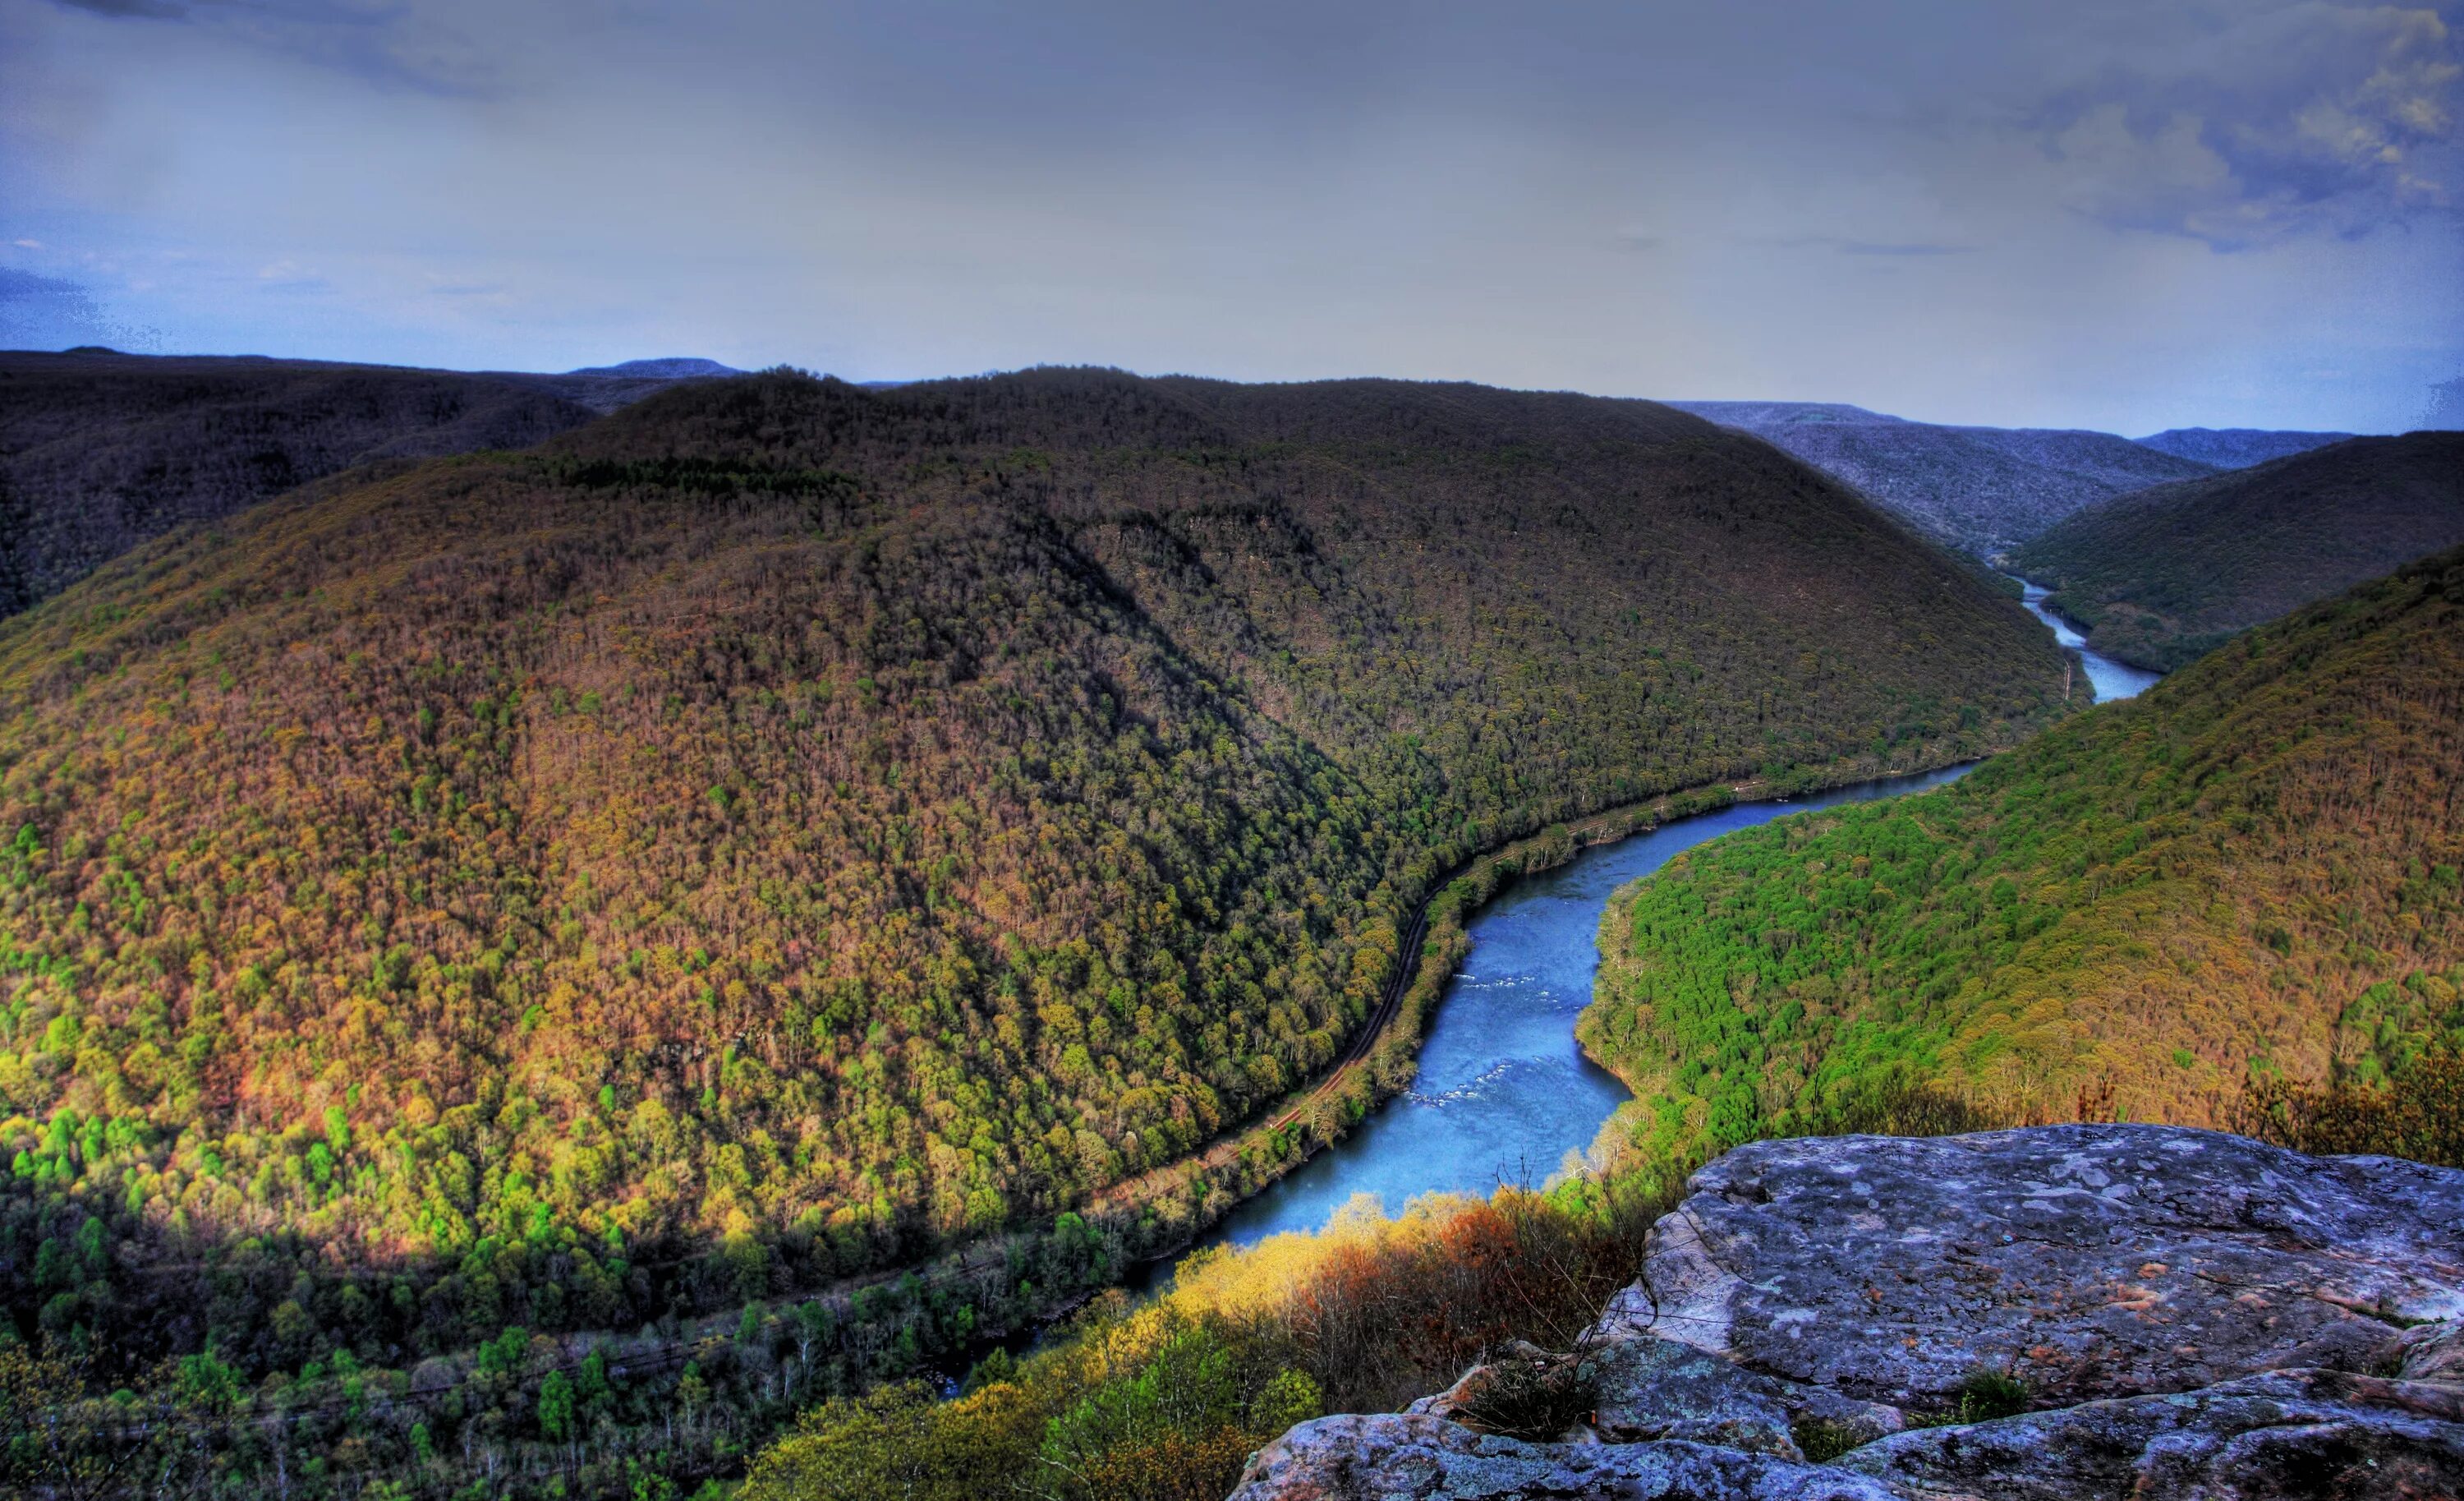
[2011,431,2464,671]
[1587,543,2464,1174]
[0,368,2067,1404]
[0,349,739,618]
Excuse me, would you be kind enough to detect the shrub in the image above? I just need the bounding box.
[2232,1047,2464,1169]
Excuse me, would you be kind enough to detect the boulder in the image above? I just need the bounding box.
[1408,1333,1904,1457]
[1404,1341,1591,1442]
[1837,1367,2464,1500]
[1602,1125,2464,1407]
[1584,1333,1906,1456]
[2400,1319,2464,1385]
[1225,1414,1901,1501]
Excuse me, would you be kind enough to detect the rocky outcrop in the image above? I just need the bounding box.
[1404,1333,1905,1457]
[1602,1124,2464,1406]
[1839,1367,2464,1500]
[1230,1126,2464,1501]
[1232,1415,1902,1501]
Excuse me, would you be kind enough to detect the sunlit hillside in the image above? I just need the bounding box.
[2013,431,2464,670]
[0,366,2067,1397]
[1588,543,2464,1170]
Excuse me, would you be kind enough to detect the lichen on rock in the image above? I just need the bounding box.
[1230,1126,2464,1501]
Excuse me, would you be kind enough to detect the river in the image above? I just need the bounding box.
[1163,581,2155,1265]
[2014,577,2161,702]
[1175,762,1965,1258]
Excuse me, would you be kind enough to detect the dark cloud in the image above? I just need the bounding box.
[2012,3,2462,248]
[0,269,159,351]
[1753,237,1979,257]
[0,266,88,303]
[1837,242,1974,257]
[51,0,187,17]
[43,0,493,94]
[2427,375,2464,427]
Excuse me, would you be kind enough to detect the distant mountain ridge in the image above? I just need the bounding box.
[563,357,742,380]
[2134,426,2359,468]
[1666,400,2217,556]
[0,350,606,615]
[0,348,740,614]
[2011,431,2464,670]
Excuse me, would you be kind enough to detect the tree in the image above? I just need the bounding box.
[536,1368,576,1442]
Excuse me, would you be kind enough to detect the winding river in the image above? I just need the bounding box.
[2016,577,2162,702]
[1175,580,2157,1261]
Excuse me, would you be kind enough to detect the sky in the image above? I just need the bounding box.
[2,0,2460,434]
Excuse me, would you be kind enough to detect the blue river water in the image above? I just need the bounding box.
[1165,578,2155,1264]
[1187,762,1973,1255]
[2016,577,2161,703]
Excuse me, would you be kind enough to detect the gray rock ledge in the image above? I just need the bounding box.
[1601,1124,2464,1406]
[1230,1125,2464,1501]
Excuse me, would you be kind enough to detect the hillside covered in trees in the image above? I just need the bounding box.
[0,367,2069,1486]
[0,349,733,617]
[2011,431,2464,670]
[1667,400,2217,556]
[1586,543,2464,1176]
[2132,426,2356,469]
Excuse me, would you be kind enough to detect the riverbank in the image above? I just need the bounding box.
[1188,762,1977,1259]
[2010,573,2162,702]
[1096,746,2010,1288]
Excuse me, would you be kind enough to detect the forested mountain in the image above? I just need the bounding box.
[2011,431,2464,670]
[0,350,736,617]
[1587,543,2464,1176]
[1666,400,2215,555]
[564,357,741,381]
[0,352,599,616]
[2134,426,2357,469]
[0,366,2066,1434]
[504,359,743,412]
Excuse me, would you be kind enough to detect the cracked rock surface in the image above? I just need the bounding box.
[1837,1367,2464,1500]
[1230,1415,1902,1501]
[1230,1126,2464,1501]
[1604,1124,2464,1407]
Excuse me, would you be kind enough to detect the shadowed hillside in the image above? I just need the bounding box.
[1587,543,2464,1173]
[0,368,2067,1433]
[564,357,741,380]
[0,351,605,615]
[1667,400,2215,555]
[2134,426,2357,468]
[2011,431,2464,670]
[0,350,740,617]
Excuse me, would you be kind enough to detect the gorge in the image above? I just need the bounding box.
[1181,572,2154,1261]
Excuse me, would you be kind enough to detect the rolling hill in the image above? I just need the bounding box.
[564,357,741,380]
[2134,426,2357,468]
[2011,431,2464,670]
[0,367,2069,1392]
[1666,400,2216,555]
[0,349,738,616]
[505,356,744,412]
[1586,542,2464,1175]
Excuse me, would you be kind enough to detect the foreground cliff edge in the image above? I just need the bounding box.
[1231,1124,2464,1500]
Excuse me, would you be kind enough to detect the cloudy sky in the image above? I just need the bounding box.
[2,0,2459,432]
